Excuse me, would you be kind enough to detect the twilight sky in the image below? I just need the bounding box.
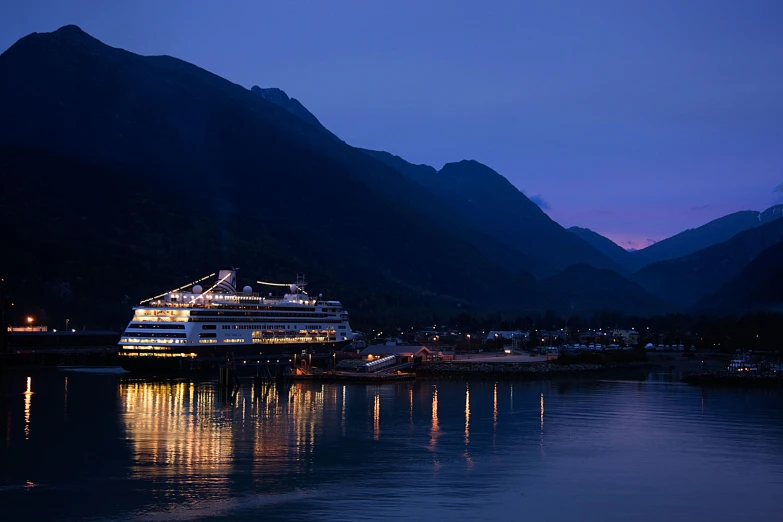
[2,0,782,248]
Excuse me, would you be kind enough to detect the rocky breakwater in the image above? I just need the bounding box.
[417,360,650,379]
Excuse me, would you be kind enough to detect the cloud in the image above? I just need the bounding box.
[620,240,638,249]
[529,195,550,210]
[646,238,658,245]
[775,183,783,193]
[690,204,711,212]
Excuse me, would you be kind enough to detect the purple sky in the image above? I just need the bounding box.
[2,1,782,248]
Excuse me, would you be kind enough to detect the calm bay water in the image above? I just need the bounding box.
[1,370,783,521]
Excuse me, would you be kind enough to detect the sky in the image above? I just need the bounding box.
[1,0,782,248]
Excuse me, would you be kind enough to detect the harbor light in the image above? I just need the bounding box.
[27,316,33,324]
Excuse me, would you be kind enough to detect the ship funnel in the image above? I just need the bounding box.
[216,269,237,293]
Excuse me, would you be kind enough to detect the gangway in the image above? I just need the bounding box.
[360,357,419,374]
[361,355,397,373]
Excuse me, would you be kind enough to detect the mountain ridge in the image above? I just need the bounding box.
[360,148,621,276]
[631,206,783,268]
[2,24,765,328]
[250,86,337,138]
[633,218,783,308]
[567,226,638,272]
[695,240,783,314]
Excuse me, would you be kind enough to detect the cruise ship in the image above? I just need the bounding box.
[118,269,354,372]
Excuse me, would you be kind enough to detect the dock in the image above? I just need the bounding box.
[290,370,415,382]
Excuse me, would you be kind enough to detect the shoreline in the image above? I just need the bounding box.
[682,371,783,388]
[10,353,780,388]
[415,360,654,380]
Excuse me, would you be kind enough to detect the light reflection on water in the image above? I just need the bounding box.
[429,385,439,452]
[23,376,32,440]
[1,373,783,521]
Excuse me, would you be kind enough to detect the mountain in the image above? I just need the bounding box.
[696,240,783,314]
[360,149,437,182]
[760,204,783,225]
[250,86,336,138]
[631,206,783,268]
[360,149,621,277]
[0,25,543,327]
[633,218,783,308]
[541,264,667,317]
[568,227,638,272]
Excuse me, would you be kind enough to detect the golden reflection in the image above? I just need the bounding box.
[464,385,470,445]
[463,448,474,470]
[540,392,545,428]
[119,381,235,488]
[493,382,497,443]
[64,376,68,416]
[119,380,333,486]
[409,387,413,423]
[23,377,32,440]
[288,384,324,458]
[253,381,297,473]
[428,387,439,450]
[373,393,380,441]
[464,384,473,469]
[493,382,498,428]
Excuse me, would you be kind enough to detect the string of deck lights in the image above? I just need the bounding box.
[142,273,313,308]
[256,280,291,287]
[189,271,233,304]
[140,272,216,304]
[257,280,309,295]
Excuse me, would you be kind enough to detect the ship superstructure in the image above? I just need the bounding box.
[118,269,353,368]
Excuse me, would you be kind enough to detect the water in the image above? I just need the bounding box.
[2,370,783,521]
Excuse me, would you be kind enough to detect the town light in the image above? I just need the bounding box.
[26,316,33,324]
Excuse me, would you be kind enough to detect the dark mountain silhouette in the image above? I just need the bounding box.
[568,227,638,272]
[0,25,692,327]
[759,204,783,225]
[631,206,783,268]
[0,25,546,327]
[361,149,437,182]
[695,240,783,314]
[250,86,337,138]
[633,218,783,309]
[542,264,667,317]
[360,149,620,277]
